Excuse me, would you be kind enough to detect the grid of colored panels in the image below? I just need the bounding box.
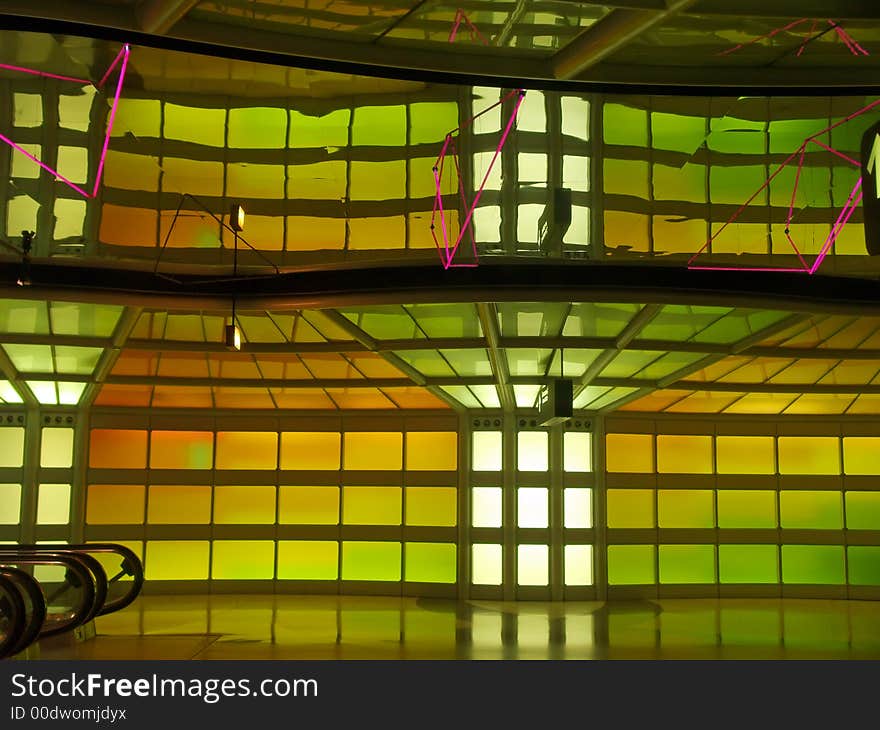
[85,426,458,588]
[605,428,880,589]
[602,97,867,263]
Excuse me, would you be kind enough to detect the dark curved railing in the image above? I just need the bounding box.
[0,567,47,657]
[0,571,26,659]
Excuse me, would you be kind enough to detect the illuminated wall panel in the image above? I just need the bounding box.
[658,490,714,528]
[781,545,845,584]
[215,432,278,470]
[36,483,70,525]
[0,428,25,467]
[517,544,549,586]
[843,437,880,475]
[472,487,502,528]
[86,485,145,525]
[848,547,880,585]
[717,490,777,529]
[280,432,341,470]
[607,545,655,585]
[40,428,74,468]
[563,488,592,529]
[779,491,843,530]
[278,486,339,525]
[563,432,592,472]
[89,430,147,469]
[343,432,402,470]
[277,541,338,580]
[718,545,779,584]
[341,541,401,582]
[212,540,275,579]
[472,544,503,585]
[845,492,880,530]
[213,486,276,525]
[148,541,208,581]
[564,545,593,586]
[659,545,715,584]
[715,436,774,474]
[517,432,549,471]
[777,437,839,475]
[606,433,653,472]
[149,431,213,469]
[607,489,654,528]
[0,484,21,525]
[657,435,713,474]
[405,432,457,471]
[405,542,456,583]
[343,487,401,525]
[147,486,212,524]
[472,432,502,471]
[404,487,456,527]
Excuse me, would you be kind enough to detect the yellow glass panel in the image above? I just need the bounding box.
[228,107,286,148]
[564,488,592,529]
[342,432,402,470]
[347,216,405,250]
[36,483,70,525]
[286,216,345,251]
[161,158,223,197]
[563,432,592,472]
[226,163,284,199]
[164,104,225,145]
[0,484,21,525]
[212,540,275,579]
[405,432,457,470]
[342,486,401,525]
[846,491,880,530]
[780,491,843,529]
[517,544,549,586]
[472,544,502,585]
[717,490,777,528]
[145,540,209,580]
[103,150,160,191]
[111,98,160,138]
[341,541,401,581]
[606,433,653,473]
[40,427,74,468]
[657,434,713,474]
[843,437,880,475]
[215,432,278,470]
[0,427,24,467]
[777,436,840,475]
[86,484,144,525]
[658,489,714,528]
[472,487,502,528]
[289,108,350,148]
[149,431,213,469]
[278,486,339,525]
[607,489,655,528]
[287,161,346,199]
[350,160,406,200]
[89,429,147,468]
[277,541,338,580]
[716,436,775,474]
[518,487,548,528]
[405,487,456,527]
[517,431,549,472]
[405,542,456,583]
[279,432,340,470]
[564,545,593,586]
[99,205,158,246]
[213,486,276,525]
[472,431,502,471]
[147,485,211,524]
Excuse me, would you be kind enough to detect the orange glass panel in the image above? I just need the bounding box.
[280,432,341,470]
[384,387,450,409]
[151,386,213,408]
[278,486,339,524]
[149,431,213,469]
[665,391,745,413]
[147,485,212,524]
[345,353,404,378]
[157,353,209,378]
[347,216,405,250]
[215,432,278,470]
[252,355,312,380]
[657,434,713,474]
[213,387,275,409]
[99,205,157,247]
[777,436,840,475]
[406,432,457,471]
[716,436,775,474]
[286,217,345,251]
[606,433,653,473]
[299,353,360,379]
[208,354,261,379]
[86,484,145,525]
[618,389,691,412]
[93,384,153,407]
[111,351,158,376]
[213,485,276,524]
[327,388,396,409]
[271,388,337,409]
[89,429,147,469]
[604,210,649,252]
[343,432,402,470]
[405,487,457,527]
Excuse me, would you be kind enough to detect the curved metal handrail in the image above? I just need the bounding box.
[31,544,144,616]
[0,552,98,638]
[0,566,47,657]
[0,572,26,659]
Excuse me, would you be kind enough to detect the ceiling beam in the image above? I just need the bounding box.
[81,306,143,408]
[476,302,516,413]
[136,0,199,35]
[552,0,699,79]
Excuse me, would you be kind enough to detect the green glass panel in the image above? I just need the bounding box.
[50,302,122,337]
[846,492,880,530]
[340,306,421,340]
[352,105,406,146]
[289,109,350,148]
[228,107,286,148]
[404,303,482,338]
[692,309,790,345]
[658,490,714,528]
[564,303,641,338]
[848,546,880,585]
[111,98,160,138]
[779,491,843,529]
[708,116,765,154]
[710,165,767,205]
[4,344,52,372]
[768,118,827,153]
[506,348,553,376]
[719,544,779,584]
[26,381,57,405]
[637,305,728,342]
[439,386,481,409]
[659,545,715,584]
[604,158,648,197]
[603,104,647,146]
[54,346,103,375]
[587,387,638,411]
[0,483,21,524]
[440,349,492,377]
[410,102,459,145]
[607,545,655,585]
[0,381,22,404]
[602,351,663,378]
[394,350,455,377]
[651,112,706,154]
[717,490,777,528]
[635,351,707,380]
[276,541,338,580]
[781,545,845,584]
[211,540,274,579]
[164,104,225,146]
[405,542,456,583]
[546,349,603,378]
[341,541,401,581]
[653,163,706,203]
[496,303,569,337]
[57,382,85,405]
[572,385,611,409]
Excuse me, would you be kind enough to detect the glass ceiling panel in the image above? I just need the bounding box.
[767,359,838,385]
[49,302,123,337]
[393,350,456,378]
[157,353,210,378]
[26,380,86,405]
[573,385,612,409]
[340,353,404,379]
[469,384,500,408]
[691,309,791,345]
[669,391,744,413]
[339,306,425,341]
[326,388,395,409]
[716,357,793,384]
[823,318,880,349]
[618,389,691,412]
[506,348,554,377]
[636,305,730,342]
[300,353,363,380]
[546,348,603,378]
[723,392,798,415]
[601,350,663,379]
[683,355,753,383]
[438,385,482,409]
[631,351,705,381]
[563,303,642,338]
[588,387,639,411]
[784,394,855,415]
[438,349,492,377]
[403,304,482,338]
[0,380,22,403]
[302,312,356,342]
[251,355,312,380]
[770,315,854,349]
[821,361,880,386]
[848,395,880,414]
[209,354,263,379]
[383,387,450,409]
[0,299,50,335]
[3,344,102,374]
[497,303,570,337]
[514,384,542,409]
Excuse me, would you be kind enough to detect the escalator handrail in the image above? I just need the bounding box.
[0,552,98,639]
[24,543,144,616]
[0,566,47,657]
[0,572,26,660]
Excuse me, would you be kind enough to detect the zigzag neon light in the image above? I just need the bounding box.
[448,9,488,45]
[688,98,880,275]
[0,44,130,199]
[718,18,868,57]
[431,89,525,269]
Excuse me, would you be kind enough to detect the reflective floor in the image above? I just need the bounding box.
[36,595,880,660]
